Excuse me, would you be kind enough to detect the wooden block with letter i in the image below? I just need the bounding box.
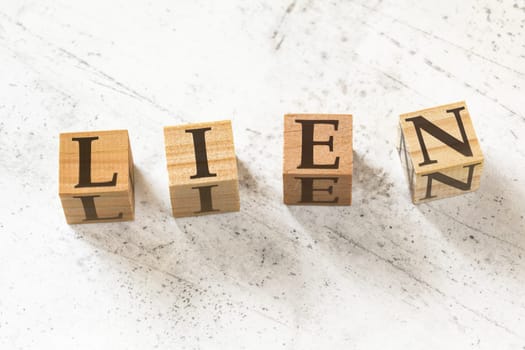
[283,114,353,205]
[164,120,240,218]
[59,130,135,224]
[397,101,484,203]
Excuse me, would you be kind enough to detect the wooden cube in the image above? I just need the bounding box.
[59,130,135,224]
[283,114,353,205]
[164,120,240,218]
[398,101,484,204]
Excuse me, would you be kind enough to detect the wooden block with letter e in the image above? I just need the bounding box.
[398,101,484,203]
[164,120,240,218]
[59,130,135,224]
[283,114,353,205]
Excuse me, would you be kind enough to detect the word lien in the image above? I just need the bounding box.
[58,101,484,223]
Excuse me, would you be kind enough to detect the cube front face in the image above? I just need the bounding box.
[59,130,134,224]
[164,120,240,218]
[398,101,484,203]
[283,114,353,205]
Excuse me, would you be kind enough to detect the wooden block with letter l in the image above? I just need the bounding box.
[164,120,240,218]
[397,101,484,204]
[283,114,353,205]
[59,130,135,224]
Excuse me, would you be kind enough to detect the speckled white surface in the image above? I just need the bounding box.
[1,0,524,349]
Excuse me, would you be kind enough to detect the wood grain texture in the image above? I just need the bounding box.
[398,101,484,203]
[59,130,134,224]
[283,114,353,205]
[164,120,240,217]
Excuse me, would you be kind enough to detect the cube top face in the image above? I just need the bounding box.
[59,130,131,196]
[164,120,238,187]
[283,114,353,176]
[399,101,483,175]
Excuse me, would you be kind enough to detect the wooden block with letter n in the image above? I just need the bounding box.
[164,120,240,218]
[398,101,484,203]
[283,114,353,205]
[59,130,135,224]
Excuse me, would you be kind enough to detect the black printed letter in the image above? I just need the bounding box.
[295,177,339,204]
[185,128,217,179]
[421,163,481,200]
[74,195,123,221]
[72,137,118,188]
[295,120,340,169]
[192,185,219,213]
[405,107,473,166]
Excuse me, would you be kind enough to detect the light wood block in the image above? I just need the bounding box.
[283,114,353,205]
[59,130,135,224]
[398,101,484,204]
[164,120,240,217]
